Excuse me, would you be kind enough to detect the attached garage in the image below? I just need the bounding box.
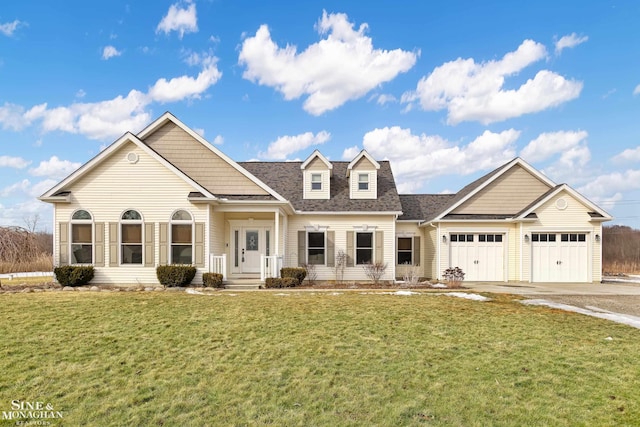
[531,232,589,282]
[449,233,505,281]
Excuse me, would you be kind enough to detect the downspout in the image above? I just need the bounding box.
[519,221,523,282]
[392,214,398,283]
[428,222,440,281]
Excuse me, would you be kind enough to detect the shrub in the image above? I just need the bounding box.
[401,263,420,287]
[265,277,299,288]
[443,267,465,288]
[281,267,307,285]
[363,262,388,284]
[54,265,94,287]
[202,272,224,288]
[156,265,197,287]
[301,262,317,285]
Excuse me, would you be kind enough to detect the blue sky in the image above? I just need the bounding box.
[1,0,639,231]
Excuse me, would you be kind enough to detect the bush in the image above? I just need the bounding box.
[156,265,197,287]
[363,262,388,284]
[443,267,465,288]
[281,267,307,285]
[203,273,224,288]
[54,265,94,287]
[264,277,299,288]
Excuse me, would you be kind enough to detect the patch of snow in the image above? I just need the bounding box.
[605,336,613,341]
[445,292,491,302]
[393,290,419,296]
[521,299,640,329]
[430,283,448,289]
[329,292,343,296]
[603,275,640,284]
[273,293,290,296]
[186,289,204,295]
[0,271,53,279]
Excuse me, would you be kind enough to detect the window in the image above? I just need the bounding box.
[478,234,504,243]
[311,173,322,190]
[450,234,474,242]
[171,210,193,264]
[358,173,369,191]
[397,237,412,265]
[71,210,92,264]
[121,210,142,264]
[356,232,373,264]
[307,232,325,265]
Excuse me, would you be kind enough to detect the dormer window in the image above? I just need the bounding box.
[358,173,369,191]
[311,174,322,190]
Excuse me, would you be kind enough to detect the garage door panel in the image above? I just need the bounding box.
[450,233,504,281]
[532,233,588,282]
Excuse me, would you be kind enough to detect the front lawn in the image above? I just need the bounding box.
[0,291,638,426]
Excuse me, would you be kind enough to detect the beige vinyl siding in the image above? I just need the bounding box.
[395,223,424,278]
[303,158,330,200]
[54,142,208,285]
[453,165,550,215]
[286,214,396,282]
[143,122,268,196]
[349,157,377,200]
[424,226,438,280]
[209,209,226,257]
[522,191,602,282]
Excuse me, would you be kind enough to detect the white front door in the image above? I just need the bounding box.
[450,233,505,281]
[231,225,272,275]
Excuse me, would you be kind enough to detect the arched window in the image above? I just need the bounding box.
[170,210,193,264]
[70,209,93,264]
[121,209,143,265]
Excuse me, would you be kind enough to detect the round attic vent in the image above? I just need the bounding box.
[126,152,139,164]
[555,198,568,210]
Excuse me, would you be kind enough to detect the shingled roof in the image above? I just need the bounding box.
[239,161,402,212]
[398,194,456,221]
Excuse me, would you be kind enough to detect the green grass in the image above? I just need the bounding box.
[1,292,639,426]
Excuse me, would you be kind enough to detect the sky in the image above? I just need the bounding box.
[1,0,640,231]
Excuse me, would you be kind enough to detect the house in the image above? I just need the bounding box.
[39,112,612,285]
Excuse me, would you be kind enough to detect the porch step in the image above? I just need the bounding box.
[224,279,262,290]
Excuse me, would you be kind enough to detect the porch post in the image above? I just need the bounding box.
[274,210,280,256]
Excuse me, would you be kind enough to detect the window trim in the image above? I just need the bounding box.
[70,209,94,265]
[355,231,374,265]
[120,209,144,266]
[358,173,369,191]
[170,209,194,265]
[310,173,322,191]
[307,231,326,266]
[397,236,413,265]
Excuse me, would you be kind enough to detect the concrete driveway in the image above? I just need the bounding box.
[463,281,640,296]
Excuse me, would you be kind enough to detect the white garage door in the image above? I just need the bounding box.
[450,233,505,281]
[531,233,588,282]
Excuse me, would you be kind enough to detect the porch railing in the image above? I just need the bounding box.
[209,254,227,281]
[260,255,283,282]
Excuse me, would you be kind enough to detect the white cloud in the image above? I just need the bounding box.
[193,128,205,137]
[0,155,30,169]
[360,126,519,192]
[555,33,588,55]
[402,39,582,125]
[1,179,31,197]
[148,57,221,103]
[29,156,82,180]
[212,135,224,145]
[102,45,122,60]
[259,131,331,160]
[578,170,640,200]
[76,89,86,98]
[239,10,417,115]
[341,145,361,160]
[30,179,58,197]
[156,0,198,39]
[542,144,591,184]
[520,130,588,163]
[612,146,640,164]
[4,57,221,141]
[0,199,52,230]
[634,85,640,96]
[376,94,397,105]
[0,20,23,37]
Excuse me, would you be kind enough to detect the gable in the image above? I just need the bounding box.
[352,156,377,170]
[143,122,268,196]
[534,189,598,227]
[307,157,329,171]
[65,141,197,208]
[452,164,551,215]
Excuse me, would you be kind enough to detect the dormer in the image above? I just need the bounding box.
[347,150,380,200]
[301,150,333,200]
